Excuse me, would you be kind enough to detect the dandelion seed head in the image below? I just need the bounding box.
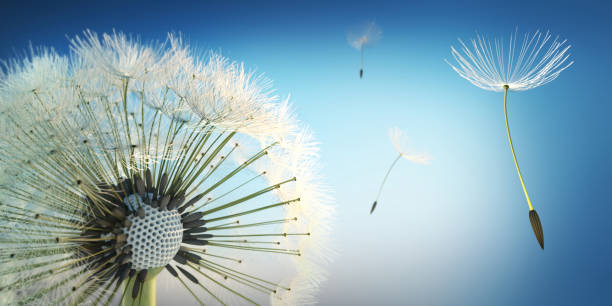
[446,30,573,92]
[0,30,332,305]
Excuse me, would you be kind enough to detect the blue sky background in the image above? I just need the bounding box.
[1,0,611,305]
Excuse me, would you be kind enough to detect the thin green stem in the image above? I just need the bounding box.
[370,153,402,214]
[503,85,534,211]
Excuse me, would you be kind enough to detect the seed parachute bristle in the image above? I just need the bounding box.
[446,29,573,92]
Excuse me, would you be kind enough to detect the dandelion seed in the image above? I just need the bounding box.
[446,29,573,249]
[0,31,332,305]
[370,127,430,214]
[347,21,382,79]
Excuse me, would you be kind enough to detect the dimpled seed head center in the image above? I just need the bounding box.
[124,204,183,270]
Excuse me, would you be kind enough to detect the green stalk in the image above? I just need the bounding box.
[370,153,402,214]
[121,267,163,306]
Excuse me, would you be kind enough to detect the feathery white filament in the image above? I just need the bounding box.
[446,30,573,92]
[389,127,431,164]
[347,21,382,50]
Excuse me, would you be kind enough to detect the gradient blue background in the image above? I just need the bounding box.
[1,1,610,305]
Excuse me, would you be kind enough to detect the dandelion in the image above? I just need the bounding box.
[446,29,573,249]
[370,127,430,214]
[347,21,382,79]
[0,31,332,305]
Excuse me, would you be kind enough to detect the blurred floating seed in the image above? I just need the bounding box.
[370,127,430,214]
[347,20,382,79]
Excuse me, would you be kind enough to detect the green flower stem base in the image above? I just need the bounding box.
[121,267,163,306]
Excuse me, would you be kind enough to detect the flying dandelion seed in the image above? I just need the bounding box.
[347,21,382,79]
[446,29,573,249]
[0,30,333,305]
[370,127,430,214]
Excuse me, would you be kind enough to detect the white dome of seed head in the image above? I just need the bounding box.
[124,204,183,271]
[0,31,333,305]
